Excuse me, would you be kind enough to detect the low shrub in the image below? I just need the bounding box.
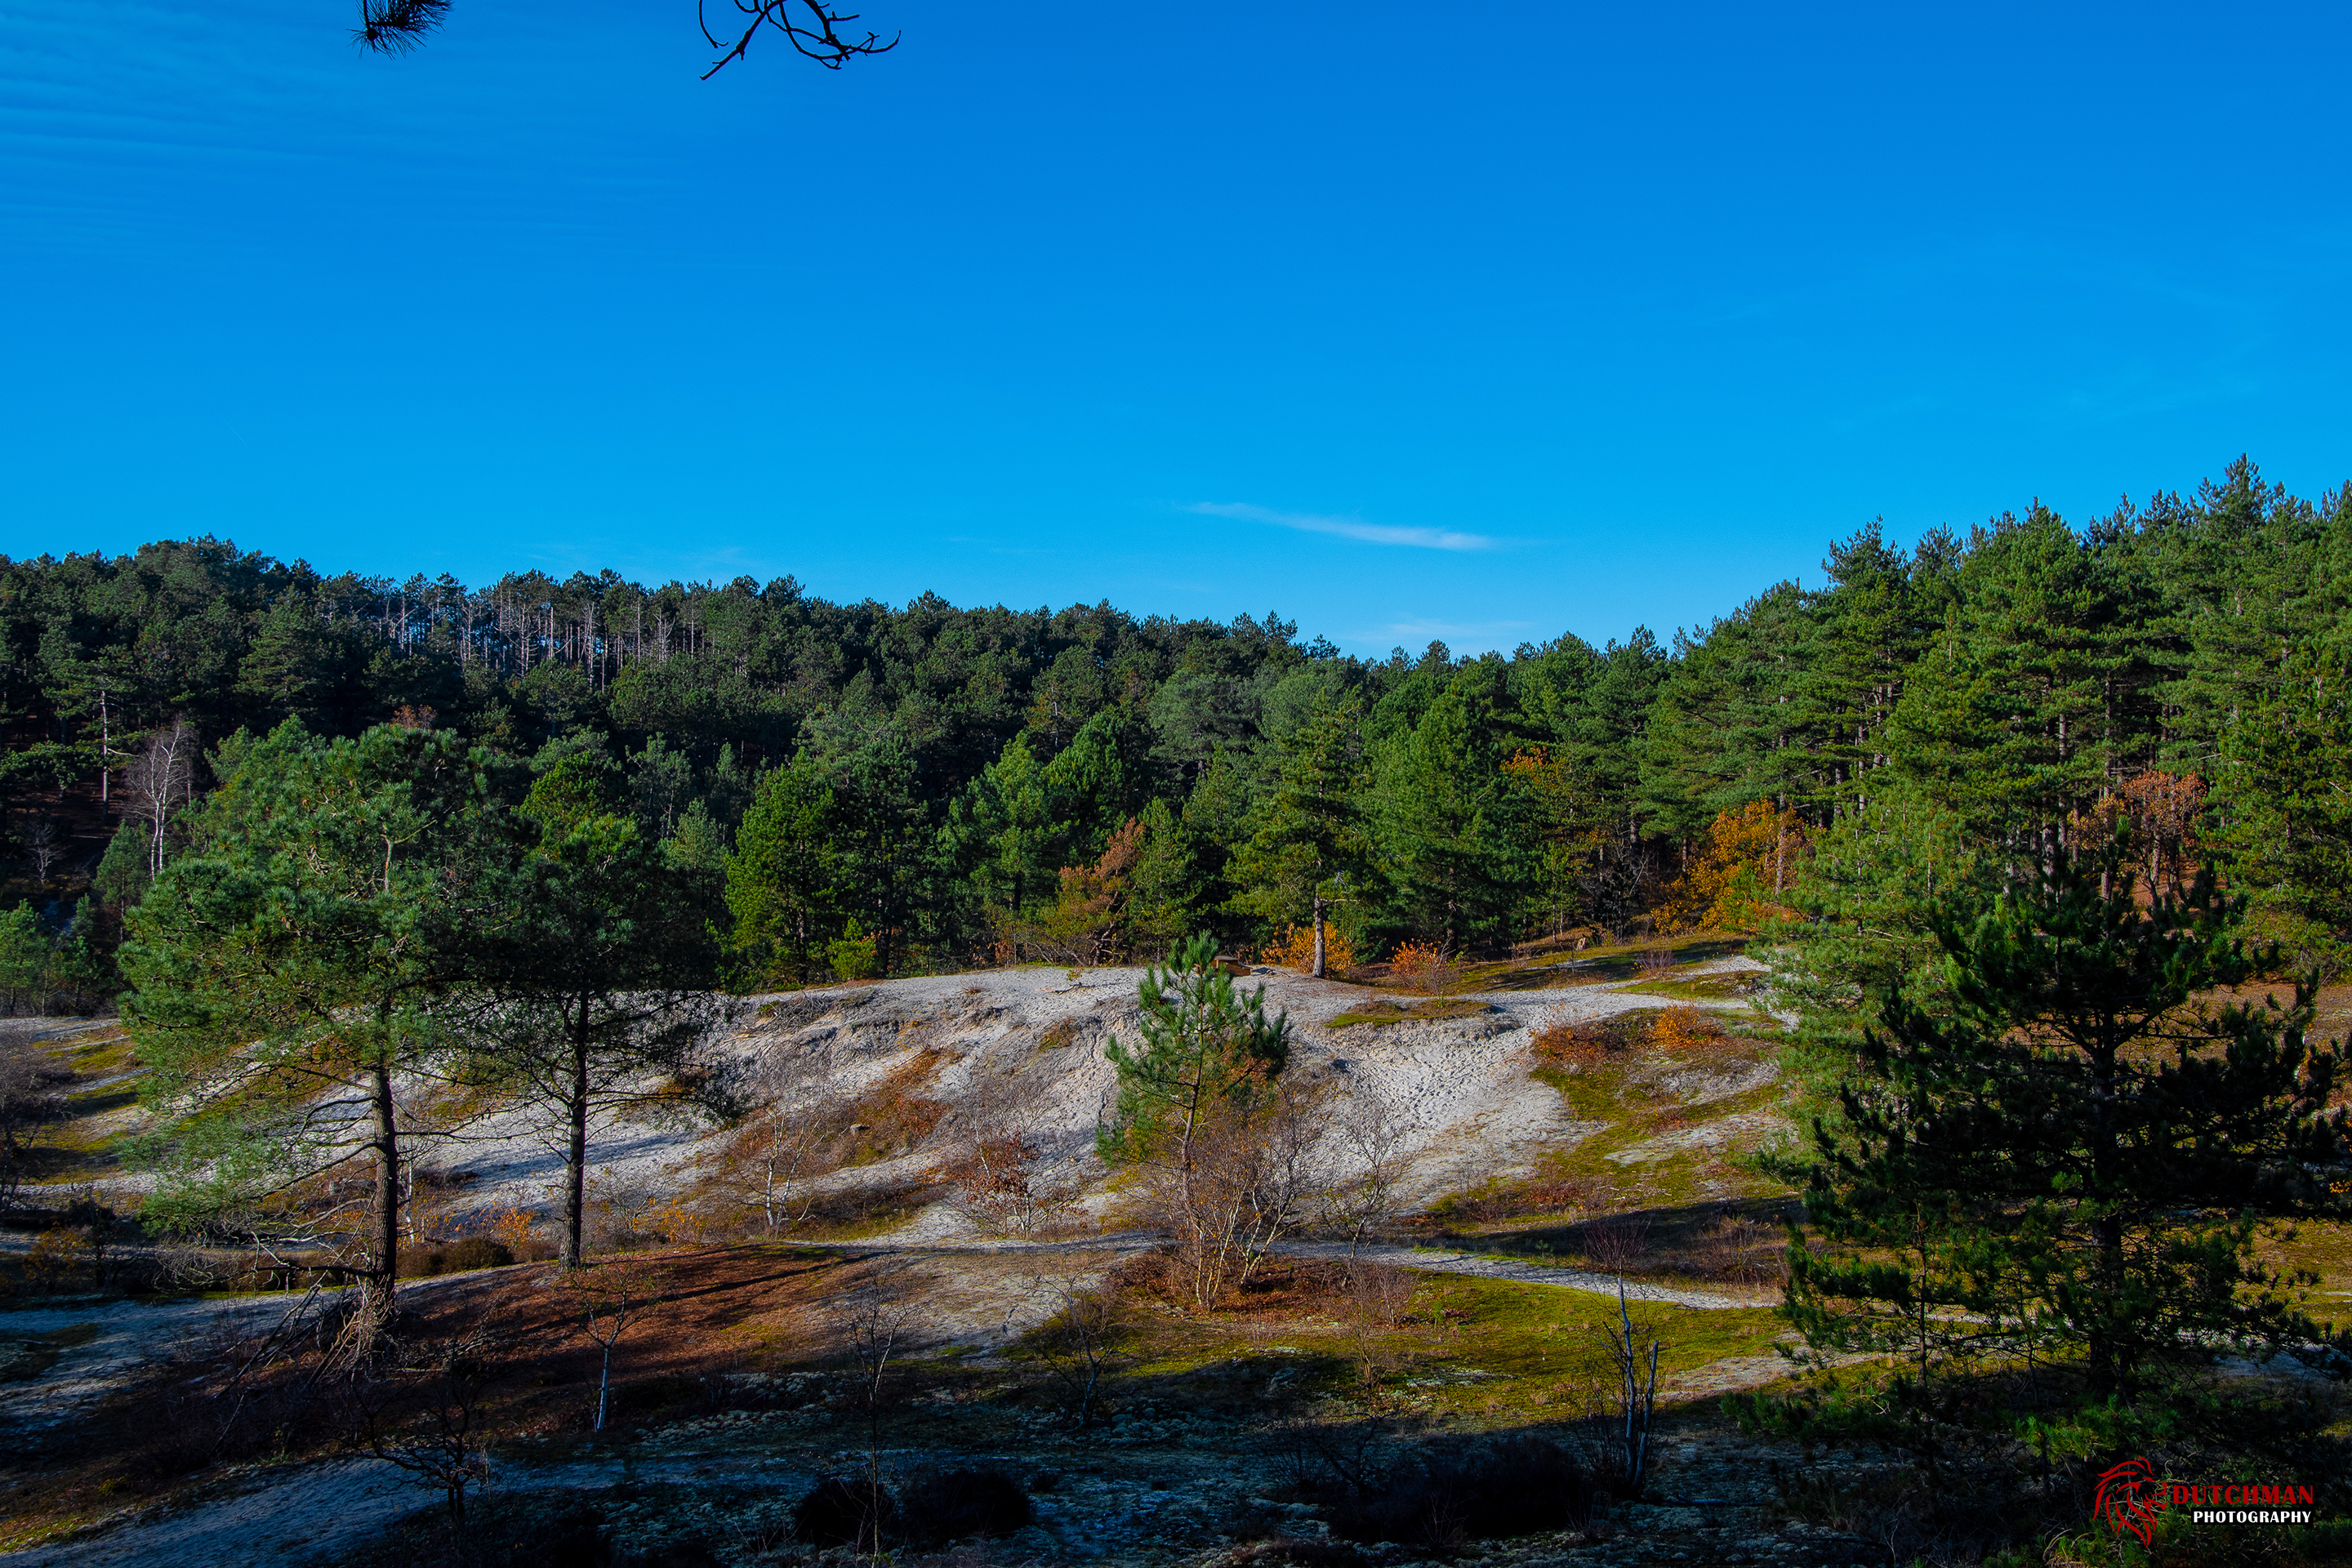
[1650,1004,1726,1052]
[1263,922,1358,974]
[1427,1172,1595,1227]
[794,1476,896,1549]
[1533,1012,1652,1066]
[396,1237,515,1278]
[1232,1539,1367,1567]
[898,1467,1033,1544]
[1385,940,1455,993]
[1321,1437,1599,1548]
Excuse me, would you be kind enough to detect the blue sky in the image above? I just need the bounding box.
[2,2,2348,657]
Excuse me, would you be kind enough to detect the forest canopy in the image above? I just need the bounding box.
[4,455,2350,1007]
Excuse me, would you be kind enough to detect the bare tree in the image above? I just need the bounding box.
[1143,1076,1325,1312]
[347,1326,506,1521]
[1321,1091,1417,1256]
[936,1059,1073,1237]
[1022,1256,1125,1428]
[833,1267,918,1546]
[16,817,62,890]
[1597,1278,1662,1499]
[723,1045,837,1236]
[835,1269,916,1416]
[122,716,197,878]
[1337,1258,1414,1388]
[558,1255,671,1433]
[697,0,898,76]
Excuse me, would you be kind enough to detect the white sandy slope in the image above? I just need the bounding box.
[403,956,1774,1243]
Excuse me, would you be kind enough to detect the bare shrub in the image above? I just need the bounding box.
[1320,1436,1598,1548]
[345,1327,507,1521]
[1425,1169,1596,1228]
[1581,1214,1651,1276]
[1697,1213,1784,1285]
[0,1033,71,1209]
[898,1468,1032,1546]
[1321,1094,1417,1253]
[795,1475,896,1550]
[1142,1078,1325,1312]
[1532,1013,1648,1067]
[717,1044,840,1236]
[1597,1281,1662,1499]
[940,1132,1070,1236]
[1637,945,1676,976]
[1337,1260,1413,1385]
[1022,1259,1125,1427]
[933,1058,1073,1236]
[583,1172,662,1254]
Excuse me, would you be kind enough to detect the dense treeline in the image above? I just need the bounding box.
[3,454,2349,1004]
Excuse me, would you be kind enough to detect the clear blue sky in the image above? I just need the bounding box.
[3,2,2347,656]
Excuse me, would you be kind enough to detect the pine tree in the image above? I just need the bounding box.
[464,807,719,1267]
[1890,506,2147,850]
[119,722,499,1343]
[1790,844,2350,1394]
[724,753,835,982]
[1227,696,1374,977]
[2208,632,2352,967]
[1370,662,1536,951]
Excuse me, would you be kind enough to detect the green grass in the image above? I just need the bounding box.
[1327,998,1495,1027]
[1523,1043,1791,1210]
[1370,1273,1788,1418]
[1619,972,1766,1002]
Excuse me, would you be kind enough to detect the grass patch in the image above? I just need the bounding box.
[1518,1018,1793,1211]
[1404,936,1757,996]
[1620,971,1766,1002]
[1326,999,1495,1028]
[1375,1272,1788,1417]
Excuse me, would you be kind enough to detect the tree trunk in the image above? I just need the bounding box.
[563,993,591,1267]
[2087,1036,2122,1392]
[1311,892,1327,980]
[366,1045,402,1344]
[596,1340,613,1432]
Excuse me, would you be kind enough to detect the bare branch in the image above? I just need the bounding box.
[700,0,898,79]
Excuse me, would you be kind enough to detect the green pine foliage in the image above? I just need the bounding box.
[2,457,2350,996]
[1098,933,1291,1165]
[117,722,504,1326]
[1790,846,2350,1393]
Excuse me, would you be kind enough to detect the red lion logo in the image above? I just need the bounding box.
[2095,1457,2167,1544]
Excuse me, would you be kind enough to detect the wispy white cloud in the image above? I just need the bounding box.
[1343,617,1535,651]
[1184,501,1495,551]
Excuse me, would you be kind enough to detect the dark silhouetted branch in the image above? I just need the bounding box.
[354,0,449,55]
[698,0,898,78]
